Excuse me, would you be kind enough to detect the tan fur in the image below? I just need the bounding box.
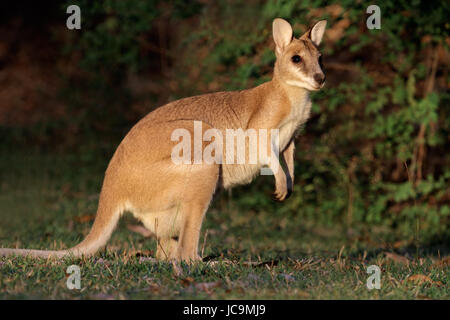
[0,18,327,262]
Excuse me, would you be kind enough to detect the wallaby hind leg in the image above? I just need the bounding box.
[176,165,219,263]
[156,237,178,260]
[177,202,208,262]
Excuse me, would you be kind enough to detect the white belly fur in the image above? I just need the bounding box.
[222,162,261,188]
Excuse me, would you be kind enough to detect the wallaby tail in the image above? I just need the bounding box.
[0,197,123,259]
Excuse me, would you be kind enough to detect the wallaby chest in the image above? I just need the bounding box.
[278,94,311,151]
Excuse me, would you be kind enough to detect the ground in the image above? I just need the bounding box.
[0,150,448,299]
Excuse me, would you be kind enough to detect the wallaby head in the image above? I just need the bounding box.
[272,18,327,91]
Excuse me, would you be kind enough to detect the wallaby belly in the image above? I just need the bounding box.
[221,163,261,189]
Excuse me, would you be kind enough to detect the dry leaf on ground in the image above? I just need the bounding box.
[74,214,95,223]
[180,277,195,287]
[433,256,450,267]
[407,274,442,286]
[407,274,433,283]
[194,281,222,292]
[385,252,410,265]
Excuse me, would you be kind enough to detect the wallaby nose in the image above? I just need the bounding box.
[314,73,325,85]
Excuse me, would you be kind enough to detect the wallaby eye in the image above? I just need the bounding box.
[291,55,301,63]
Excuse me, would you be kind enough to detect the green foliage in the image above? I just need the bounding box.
[64,0,160,75]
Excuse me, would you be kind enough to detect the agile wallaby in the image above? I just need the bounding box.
[0,18,327,262]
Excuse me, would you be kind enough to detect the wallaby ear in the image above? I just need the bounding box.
[272,18,293,56]
[309,20,327,46]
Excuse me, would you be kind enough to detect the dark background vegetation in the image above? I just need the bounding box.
[0,1,449,299]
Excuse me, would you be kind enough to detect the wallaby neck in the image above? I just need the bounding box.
[270,76,310,108]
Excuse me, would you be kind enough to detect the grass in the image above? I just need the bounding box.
[0,149,448,299]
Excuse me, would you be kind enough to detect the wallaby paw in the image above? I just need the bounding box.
[271,187,292,202]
